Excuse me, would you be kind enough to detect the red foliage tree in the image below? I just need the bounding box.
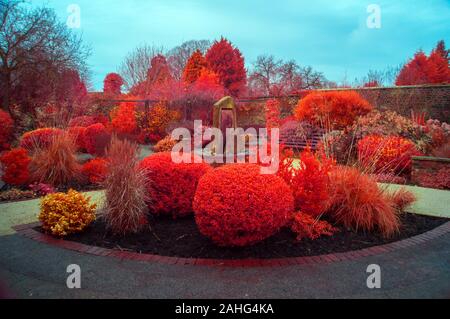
[103,73,124,95]
[205,38,247,97]
[182,50,208,84]
[396,43,450,86]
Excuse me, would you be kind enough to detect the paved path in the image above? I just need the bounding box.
[0,187,449,299]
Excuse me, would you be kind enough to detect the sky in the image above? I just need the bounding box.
[32,0,450,91]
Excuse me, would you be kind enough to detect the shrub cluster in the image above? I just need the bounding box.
[39,189,96,237]
[193,164,294,247]
[357,135,421,173]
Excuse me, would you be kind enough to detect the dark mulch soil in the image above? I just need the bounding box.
[37,213,448,259]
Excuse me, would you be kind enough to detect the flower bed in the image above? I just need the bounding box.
[36,213,447,259]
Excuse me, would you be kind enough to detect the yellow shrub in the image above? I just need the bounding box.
[39,189,96,236]
[153,135,178,153]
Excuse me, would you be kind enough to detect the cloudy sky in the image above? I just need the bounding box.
[32,0,450,90]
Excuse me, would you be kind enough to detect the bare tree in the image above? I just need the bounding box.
[248,54,326,96]
[118,44,164,91]
[0,0,90,114]
[167,40,211,80]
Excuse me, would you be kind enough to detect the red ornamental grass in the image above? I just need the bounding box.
[328,166,400,237]
[193,164,294,247]
[29,132,81,187]
[102,137,149,236]
[0,148,31,186]
[139,152,211,218]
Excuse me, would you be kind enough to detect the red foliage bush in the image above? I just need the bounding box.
[68,116,96,128]
[357,135,422,173]
[67,126,87,151]
[284,148,334,217]
[294,91,373,130]
[0,110,14,151]
[193,164,294,247]
[0,148,31,186]
[328,166,399,237]
[83,123,111,156]
[139,152,211,218]
[82,158,108,184]
[20,128,64,151]
[290,212,337,241]
[111,101,137,136]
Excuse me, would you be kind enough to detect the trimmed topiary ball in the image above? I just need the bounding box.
[139,152,211,218]
[193,164,295,247]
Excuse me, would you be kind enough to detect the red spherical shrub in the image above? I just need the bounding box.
[290,212,337,241]
[20,128,64,151]
[68,116,96,128]
[0,148,31,186]
[357,135,422,173]
[82,158,108,184]
[0,110,14,151]
[139,152,211,218]
[328,166,399,237]
[83,123,111,156]
[67,126,87,151]
[294,91,372,130]
[193,164,294,247]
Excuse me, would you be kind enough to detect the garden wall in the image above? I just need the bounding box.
[236,84,450,127]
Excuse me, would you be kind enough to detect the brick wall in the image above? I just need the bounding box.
[236,84,450,126]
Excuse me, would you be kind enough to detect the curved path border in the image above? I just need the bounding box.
[13,221,450,267]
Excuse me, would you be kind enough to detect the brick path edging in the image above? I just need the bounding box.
[13,221,450,267]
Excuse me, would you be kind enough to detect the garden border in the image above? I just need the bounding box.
[13,221,450,267]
